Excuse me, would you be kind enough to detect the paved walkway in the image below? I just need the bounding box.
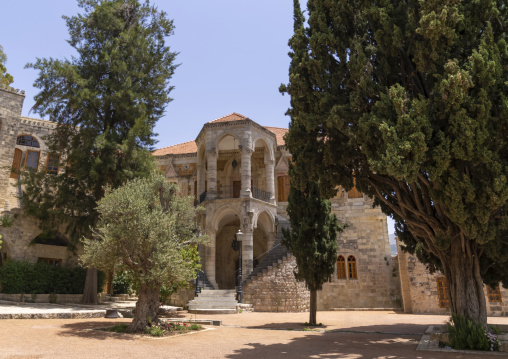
[0,301,507,358]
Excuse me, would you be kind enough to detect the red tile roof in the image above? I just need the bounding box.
[264,126,288,146]
[208,112,249,123]
[152,140,197,156]
[152,117,289,156]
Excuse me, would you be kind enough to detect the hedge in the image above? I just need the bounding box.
[0,260,105,294]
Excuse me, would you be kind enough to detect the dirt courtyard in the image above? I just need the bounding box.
[0,311,506,359]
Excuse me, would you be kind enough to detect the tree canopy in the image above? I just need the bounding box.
[21,0,178,303]
[81,173,207,332]
[0,45,14,86]
[281,0,508,326]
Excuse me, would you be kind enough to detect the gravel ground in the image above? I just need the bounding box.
[0,310,506,358]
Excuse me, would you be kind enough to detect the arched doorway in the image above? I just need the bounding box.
[214,211,241,289]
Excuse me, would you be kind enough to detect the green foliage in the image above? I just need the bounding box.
[111,324,129,333]
[282,179,345,292]
[0,45,13,86]
[113,272,133,295]
[145,324,165,337]
[21,0,177,245]
[447,314,500,351]
[0,260,104,294]
[81,173,207,298]
[281,0,508,323]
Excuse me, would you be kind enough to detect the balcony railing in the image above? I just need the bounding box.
[252,187,271,202]
[197,186,271,204]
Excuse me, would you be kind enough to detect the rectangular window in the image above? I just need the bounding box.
[38,258,62,267]
[487,285,502,303]
[46,153,60,175]
[24,150,40,171]
[436,277,451,308]
[277,176,290,202]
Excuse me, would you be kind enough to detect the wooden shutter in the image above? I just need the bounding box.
[436,277,451,308]
[277,176,290,202]
[10,149,22,178]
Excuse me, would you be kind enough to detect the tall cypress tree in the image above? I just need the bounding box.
[281,0,508,326]
[282,166,343,325]
[22,0,177,304]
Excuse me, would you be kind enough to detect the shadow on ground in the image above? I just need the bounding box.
[243,321,434,335]
[58,321,139,341]
[224,331,481,359]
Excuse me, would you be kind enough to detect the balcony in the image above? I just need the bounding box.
[197,186,271,204]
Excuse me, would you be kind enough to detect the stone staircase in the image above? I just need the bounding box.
[195,270,215,291]
[245,215,291,284]
[187,289,239,314]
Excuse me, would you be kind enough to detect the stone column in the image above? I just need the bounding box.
[206,150,217,200]
[241,229,254,277]
[204,229,218,289]
[240,147,252,198]
[265,159,275,204]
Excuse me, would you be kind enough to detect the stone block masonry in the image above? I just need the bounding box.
[243,254,310,312]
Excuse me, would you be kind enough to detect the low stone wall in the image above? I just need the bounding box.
[168,287,196,308]
[0,293,83,304]
[243,254,310,312]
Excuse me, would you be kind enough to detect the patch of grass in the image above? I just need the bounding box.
[303,327,313,331]
[189,324,202,331]
[111,324,128,333]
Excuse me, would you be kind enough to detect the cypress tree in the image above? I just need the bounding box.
[281,0,508,326]
[282,168,343,325]
[22,0,177,304]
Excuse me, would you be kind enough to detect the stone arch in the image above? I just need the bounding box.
[215,131,242,152]
[210,204,242,232]
[253,209,275,232]
[211,204,243,289]
[252,210,275,268]
[252,136,274,162]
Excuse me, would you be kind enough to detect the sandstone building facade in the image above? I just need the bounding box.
[0,85,505,315]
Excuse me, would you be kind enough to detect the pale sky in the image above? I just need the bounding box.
[1,0,396,235]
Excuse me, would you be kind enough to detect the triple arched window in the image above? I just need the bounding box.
[337,255,358,279]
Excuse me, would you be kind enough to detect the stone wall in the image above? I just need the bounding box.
[0,293,83,304]
[398,241,508,316]
[0,86,79,266]
[318,195,402,310]
[243,254,310,312]
[0,86,24,212]
[168,287,196,308]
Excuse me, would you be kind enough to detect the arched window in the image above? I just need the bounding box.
[337,255,346,279]
[16,135,40,148]
[348,255,357,279]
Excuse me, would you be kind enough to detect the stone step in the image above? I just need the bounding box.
[188,304,238,309]
[187,309,237,314]
[189,300,238,306]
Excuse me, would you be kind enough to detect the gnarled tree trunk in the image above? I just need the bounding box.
[129,283,161,332]
[309,289,317,325]
[442,239,487,327]
[81,267,98,304]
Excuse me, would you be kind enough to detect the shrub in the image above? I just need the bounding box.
[447,314,500,351]
[0,260,105,294]
[112,272,132,295]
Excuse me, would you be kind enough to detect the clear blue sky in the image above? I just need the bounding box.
[1,0,396,236]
